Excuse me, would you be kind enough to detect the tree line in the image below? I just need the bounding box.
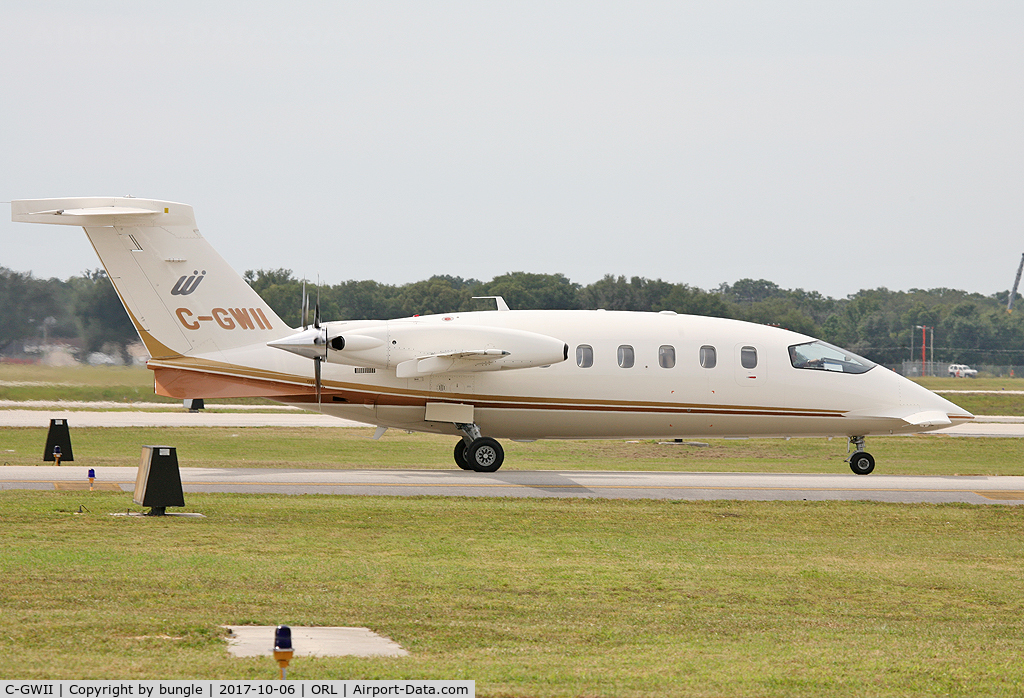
[4,265,1023,366]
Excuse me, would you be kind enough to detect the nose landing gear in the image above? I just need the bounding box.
[454,422,505,473]
[847,436,875,475]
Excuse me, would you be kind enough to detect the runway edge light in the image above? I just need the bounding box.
[43,418,73,464]
[133,445,185,516]
[273,625,294,680]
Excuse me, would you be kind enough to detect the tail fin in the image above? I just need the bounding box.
[11,197,291,359]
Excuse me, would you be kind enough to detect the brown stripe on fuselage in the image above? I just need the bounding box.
[150,359,845,419]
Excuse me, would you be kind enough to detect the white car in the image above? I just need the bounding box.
[948,364,978,378]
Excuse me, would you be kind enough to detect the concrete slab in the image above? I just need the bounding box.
[224,626,409,658]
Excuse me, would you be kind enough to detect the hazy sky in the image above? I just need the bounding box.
[3,1,1023,299]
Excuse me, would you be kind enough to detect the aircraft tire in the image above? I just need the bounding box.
[849,452,875,475]
[453,440,474,470]
[468,437,504,473]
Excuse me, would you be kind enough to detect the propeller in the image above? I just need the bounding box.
[297,279,326,408]
[313,281,323,407]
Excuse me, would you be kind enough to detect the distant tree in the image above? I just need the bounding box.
[941,302,994,364]
[333,279,398,320]
[655,284,733,318]
[68,270,137,356]
[720,279,785,305]
[13,261,1024,368]
[740,298,817,337]
[394,277,474,317]
[578,275,675,311]
[474,272,580,310]
[243,268,296,294]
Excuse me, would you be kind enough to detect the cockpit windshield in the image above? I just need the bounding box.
[788,341,876,375]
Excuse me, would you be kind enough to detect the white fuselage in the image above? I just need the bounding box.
[166,309,970,441]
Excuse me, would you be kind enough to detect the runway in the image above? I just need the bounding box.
[4,407,1023,505]
[3,465,1024,505]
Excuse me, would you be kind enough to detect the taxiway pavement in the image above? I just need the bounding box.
[3,465,1024,505]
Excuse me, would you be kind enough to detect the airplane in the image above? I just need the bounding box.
[11,196,973,475]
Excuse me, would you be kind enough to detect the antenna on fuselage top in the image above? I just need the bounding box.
[473,296,511,311]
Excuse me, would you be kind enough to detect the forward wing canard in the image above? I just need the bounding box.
[269,322,569,376]
[843,407,952,427]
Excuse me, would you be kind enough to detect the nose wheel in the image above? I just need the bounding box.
[847,436,875,475]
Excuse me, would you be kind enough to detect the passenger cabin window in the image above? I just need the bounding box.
[617,345,634,368]
[700,345,717,369]
[741,346,758,369]
[659,345,676,369]
[789,341,876,374]
[576,344,594,368]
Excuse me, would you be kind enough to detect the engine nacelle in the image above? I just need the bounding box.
[270,319,567,375]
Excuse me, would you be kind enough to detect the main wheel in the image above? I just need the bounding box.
[453,440,474,470]
[850,452,875,475]
[467,437,504,473]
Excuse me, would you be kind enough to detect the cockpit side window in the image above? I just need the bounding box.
[788,341,876,374]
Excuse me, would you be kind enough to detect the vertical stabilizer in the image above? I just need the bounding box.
[11,197,291,359]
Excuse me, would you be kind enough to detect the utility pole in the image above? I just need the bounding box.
[1009,253,1024,313]
[915,325,931,377]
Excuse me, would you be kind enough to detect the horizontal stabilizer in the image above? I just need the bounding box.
[12,197,192,227]
[31,206,159,217]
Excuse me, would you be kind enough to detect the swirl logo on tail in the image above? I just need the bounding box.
[171,270,206,296]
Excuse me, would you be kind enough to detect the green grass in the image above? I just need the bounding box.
[939,392,1024,416]
[0,364,272,405]
[2,426,1023,475]
[909,376,1024,416]
[2,491,1024,696]
[913,376,1024,391]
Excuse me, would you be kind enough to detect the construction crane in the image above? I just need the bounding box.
[1010,253,1024,313]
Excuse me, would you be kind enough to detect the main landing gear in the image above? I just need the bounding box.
[847,435,875,475]
[453,422,505,472]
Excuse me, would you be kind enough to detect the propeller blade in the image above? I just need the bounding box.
[314,276,321,329]
[301,280,309,330]
[314,356,322,407]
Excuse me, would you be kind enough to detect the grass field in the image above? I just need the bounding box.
[0,364,271,405]
[4,365,1024,695]
[915,376,1024,391]
[1,426,1023,475]
[2,491,1023,695]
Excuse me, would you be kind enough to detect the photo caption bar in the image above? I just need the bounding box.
[1,682,473,698]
